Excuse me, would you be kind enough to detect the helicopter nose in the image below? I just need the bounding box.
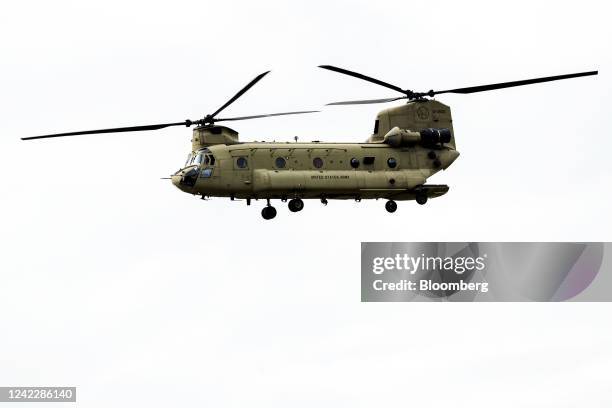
[171,167,199,191]
[171,174,182,188]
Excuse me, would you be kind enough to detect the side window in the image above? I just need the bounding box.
[363,156,375,165]
[350,158,360,168]
[275,157,286,169]
[373,120,379,135]
[236,157,248,169]
[312,157,324,169]
[387,157,397,168]
[201,168,213,178]
[209,155,215,165]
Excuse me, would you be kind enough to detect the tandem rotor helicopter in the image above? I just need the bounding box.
[22,66,597,219]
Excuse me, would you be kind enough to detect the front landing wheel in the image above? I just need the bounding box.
[261,206,277,220]
[385,200,397,213]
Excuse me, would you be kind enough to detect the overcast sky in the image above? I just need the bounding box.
[1,0,611,406]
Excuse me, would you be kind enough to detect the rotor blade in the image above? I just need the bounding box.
[216,110,319,122]
[326,96,406,106]
[318,65,406,94]
[21,121,192,140]
[434,71,598,96]
[209,71,271,119]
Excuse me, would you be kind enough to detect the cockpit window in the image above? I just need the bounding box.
[184,150,216,169]
[202,154,216,166]
[185,149,210,167]
[184,153,193,167]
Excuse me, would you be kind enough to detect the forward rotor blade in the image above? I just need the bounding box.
[209,71,271,119]
[318,65,406,94]
[21,121,192,140]
[434,71,598,96]
[216,110,319,122]
[326,96,406,106]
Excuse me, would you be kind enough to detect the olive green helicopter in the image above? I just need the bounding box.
[22,66,597,219]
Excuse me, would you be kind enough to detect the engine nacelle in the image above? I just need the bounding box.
[382,127,421,147]
[420,128,452,145]
[382,127,452,147]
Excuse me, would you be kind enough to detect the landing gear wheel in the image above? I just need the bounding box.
[385,200,397,213]
[261,205,277,220]
[288,198,304,212]
[416,194,428,205]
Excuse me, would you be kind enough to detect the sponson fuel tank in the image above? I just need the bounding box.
[252,169,427,193]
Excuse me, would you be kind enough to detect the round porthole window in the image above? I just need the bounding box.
[350,158,360,168]
[313,157,324,169]
[387,157,397,168]
[275,157,286,168]
[236,157,248,168]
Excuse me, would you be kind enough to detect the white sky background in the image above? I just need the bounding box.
[1,0,611,406]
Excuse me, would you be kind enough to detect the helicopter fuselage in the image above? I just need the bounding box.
[172,99,459,204]
[171,140,459,201]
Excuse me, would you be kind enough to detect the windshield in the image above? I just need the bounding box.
[184,153,193,167]
[193,152,204,166]
[184,150,215,168]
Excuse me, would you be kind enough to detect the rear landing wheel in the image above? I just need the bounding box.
[416,194,428,205]
[261,205,277,220]
[385,200,397,213]
[288,198,304,212]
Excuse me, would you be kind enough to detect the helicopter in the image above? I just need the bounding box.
[22,66,597,220]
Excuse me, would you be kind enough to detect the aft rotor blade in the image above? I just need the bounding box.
[209,71,271,119]
[326,96,406,106]
[318,65,406,94]
[216,110,319,122]
[434,71,598,96]
[21,121,192,140]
